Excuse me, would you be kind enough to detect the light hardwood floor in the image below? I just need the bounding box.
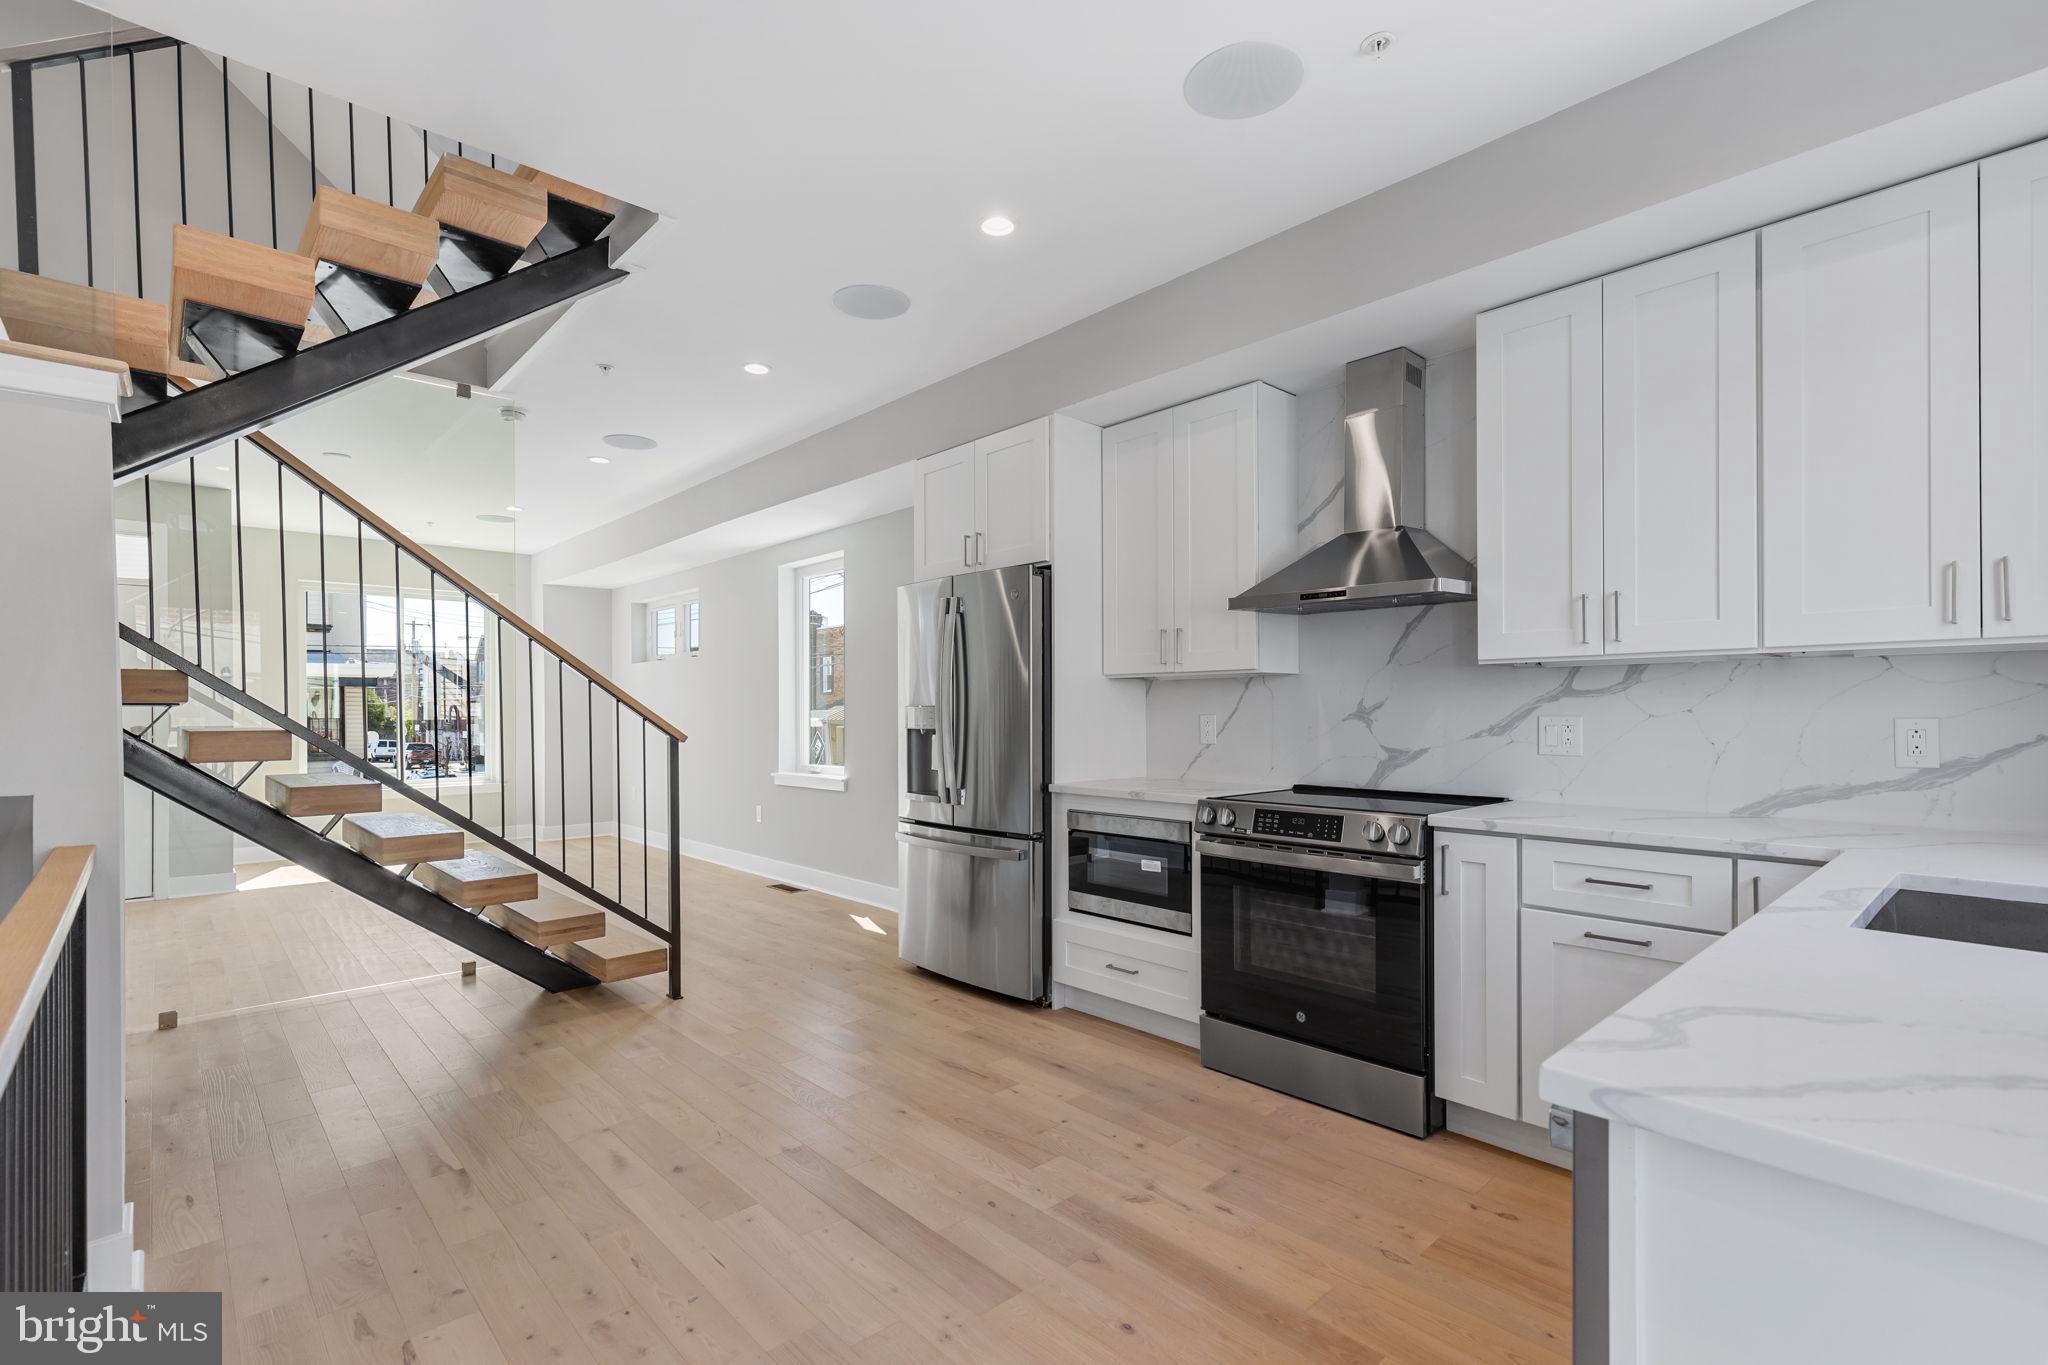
[126,842,1571,1364]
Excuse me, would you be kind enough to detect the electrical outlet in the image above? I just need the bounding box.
[1198,713,1219,745]
[1538,715,1584,757]
[1894,718,1940,769]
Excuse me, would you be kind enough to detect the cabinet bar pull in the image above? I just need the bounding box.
[1997,555,2014,622]
[962,533,972,567]
[1577,593,1588,645]
[1945,560,1959,625]
[1159,629,1168,666]
[976,531,984,564]
[1175,627,1183,665]
[1583,931,1653,949]
[1103,961,1140,975]
[1610,589,1622,644]
[1584,877,1653,891]
[1438,843,1448,888]
[1750,873,1762,917]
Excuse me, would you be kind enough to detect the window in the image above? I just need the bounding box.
[648,593,699,661]
[774,554,846,790]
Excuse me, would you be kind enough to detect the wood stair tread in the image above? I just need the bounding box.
[0,339,132,394]
[413,156,548,248]
[182,726,292,763]
[341,812,464,863]
[418,854,539,908]
[169,223,317,368]
[510,165,619,215]
[266,771,383,818]
[121,669,189,705]
[557,928,668,983]
[0,268,170,378]
[298,186,441,287]
[482,893,607,948]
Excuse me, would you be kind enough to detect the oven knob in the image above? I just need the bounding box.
[1218,809,1236,828]
[1364,821,1386,842]
[1198,806,1216,825]
[1389,824,1413,847]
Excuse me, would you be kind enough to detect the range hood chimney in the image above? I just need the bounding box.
[1229,347,1476,614]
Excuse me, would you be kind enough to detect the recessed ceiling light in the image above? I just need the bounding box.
[1183,41,1304,120]
[588,455,611,465]
[215,464,230,472]
[476,513,516,525]
[602,433,656,451]
[980,215,1015,238]
[503,505,523,513]
[831,284,912,320]
[742,362,772,376]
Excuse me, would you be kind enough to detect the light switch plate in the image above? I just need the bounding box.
[1538,715,1583,757]
[1198,713,1219,745]
[1894,718,1939,769]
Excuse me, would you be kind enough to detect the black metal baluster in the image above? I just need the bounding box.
[495,619,507,838]
[667,737,681,999]
[463,595,474,823]
[586,677,594,885]
[174,43,186,224]
[640,717,648,915]
[557,656,566,870]
[265,72,276,247]
[357,519,366,759]
[614,699,622,900]
[276,459,287,710]
[394,539,403,780]
[317,493,329,745]
[142,475,155,639]
[527,636,537,856]
[384,115,393,206]
[221,58,233,239]
[347,101,355,195]
[127,52,141,295]
[189,459,202,670]
[234,441,247,686]
[429,569,440,806]
[77,56,93,287]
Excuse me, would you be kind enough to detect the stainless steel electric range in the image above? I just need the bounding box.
[1195,785,1500,1139]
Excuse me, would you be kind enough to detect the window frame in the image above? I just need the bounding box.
[773,552,847,791]
[646,590,698,662]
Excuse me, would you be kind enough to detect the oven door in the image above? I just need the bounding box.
[1199,837,1429,1075]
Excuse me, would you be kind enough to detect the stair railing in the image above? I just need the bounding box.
[118,424,684,999]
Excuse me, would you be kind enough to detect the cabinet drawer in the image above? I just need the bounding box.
[1521,840,1733,931]
[1053,914,1197,1021]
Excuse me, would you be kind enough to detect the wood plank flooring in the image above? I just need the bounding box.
[126,842,1570,1364]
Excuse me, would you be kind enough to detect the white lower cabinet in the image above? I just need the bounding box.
[1519,907,1718,1125]
[1736,858,1821,923]
[1432,833,1521,1121]
[1052,913,1198,1022]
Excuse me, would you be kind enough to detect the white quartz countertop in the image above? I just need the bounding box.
[1047,777,1262,806]
[1447,802,2048,1247]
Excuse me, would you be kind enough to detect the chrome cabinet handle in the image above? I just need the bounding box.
[1175,627,1183,665]
[1438,843,1448,889]
[975,531,984,564]
[1945,560,1959,625]
[1159,629,1167,666]
[1997,555,2014,622]
[1577,593,1588,645]
[1750,873,1762,917]
[1103,962,1140,976]
[1583,931,1653,949]
[1610,590,1621,644]
[1585,877,1653,891]
[962,533,971,568]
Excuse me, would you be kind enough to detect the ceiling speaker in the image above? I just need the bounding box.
[1183,41,1305,120]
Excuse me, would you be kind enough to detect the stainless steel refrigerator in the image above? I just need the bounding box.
[896,563,1047,1001]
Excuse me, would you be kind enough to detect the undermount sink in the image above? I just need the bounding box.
[1862,886,2048,956]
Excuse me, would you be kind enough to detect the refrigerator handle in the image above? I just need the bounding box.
[936,597,957,804]
[950,599,971,802]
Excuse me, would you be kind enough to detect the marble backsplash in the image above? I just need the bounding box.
[1146,353,2048,833]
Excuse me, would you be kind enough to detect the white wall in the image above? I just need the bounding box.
[608,510,911,904]
[1144,353,2048,833]
[0,360,127,1279]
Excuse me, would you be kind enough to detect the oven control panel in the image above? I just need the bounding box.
[1251,808,1344,842]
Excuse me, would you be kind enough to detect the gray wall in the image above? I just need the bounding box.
[609,510,911,900]
[1145,354,2048,834]
[0,373,126,1268]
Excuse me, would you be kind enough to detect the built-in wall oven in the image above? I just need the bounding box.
[1196,785,1498,1138]
[1066,810,1193,934]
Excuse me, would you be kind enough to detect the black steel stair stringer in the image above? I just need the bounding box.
[112,239,628,482]
[123,733,597,993]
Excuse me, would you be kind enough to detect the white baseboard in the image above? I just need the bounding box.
[1050,982,1198,1048]
[672,837,899,914]
[85,1203,142,1290]
[1446,1102,1572,1169]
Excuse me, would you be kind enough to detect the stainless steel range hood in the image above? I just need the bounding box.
[1229,348,1476,614]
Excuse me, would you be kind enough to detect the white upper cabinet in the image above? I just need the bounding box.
[1100,383,1297,676]
[1602,235,1759,655]
[1432,832,1520,1122]
[1761,166,1981,649]
[1981,140,2048,640]
[1477,280,1604,662]
[1100,411,1175,674]
[910,442,975,581]
[975,419,1051,571]
[910,420,1049,581]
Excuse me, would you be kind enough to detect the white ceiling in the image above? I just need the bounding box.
[101,0,1811,556]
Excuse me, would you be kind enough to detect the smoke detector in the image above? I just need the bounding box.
[498,404,528,423]
[1360,31,1395,58]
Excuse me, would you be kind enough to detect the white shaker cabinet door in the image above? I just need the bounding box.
[1171,387,1261,673]
[1519,907,1717,1125]
[911,442,976,582]
[1432,833,1520,1121]
[1602,234,1759,655]
[1982,139,2048,640]
[1100,411,1175,675]
[1476,281,1605,662]
[975,418,1050,571]
[1760,166,1980,649]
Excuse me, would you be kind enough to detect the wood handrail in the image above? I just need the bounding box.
[164,377,686,744]
[0,846,92,1090]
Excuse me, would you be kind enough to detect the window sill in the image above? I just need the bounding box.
[772,770,847,792]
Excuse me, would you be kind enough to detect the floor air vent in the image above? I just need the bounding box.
[766,882,805,894]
